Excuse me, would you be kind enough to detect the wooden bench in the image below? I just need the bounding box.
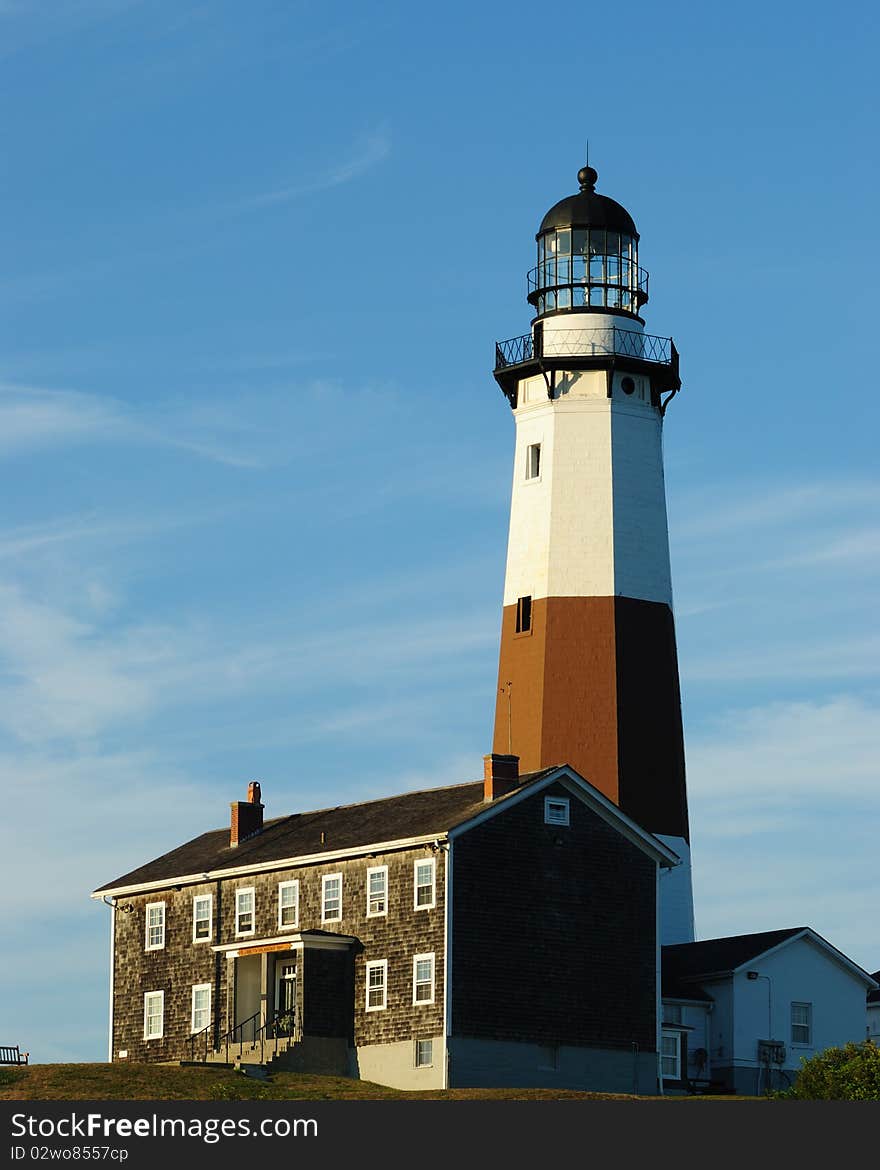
[0,1045,28,1065]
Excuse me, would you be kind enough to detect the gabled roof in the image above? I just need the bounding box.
[663,928,804,979]
[663,927,877,989]
[92,762,678,898]
[94,768,559,895]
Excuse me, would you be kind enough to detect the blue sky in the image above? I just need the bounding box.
[1,0,877,1063]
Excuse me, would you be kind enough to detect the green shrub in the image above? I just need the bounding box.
[783,1040,880,1100]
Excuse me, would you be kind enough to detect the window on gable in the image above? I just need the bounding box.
[144,991,164,1040]
[663,1003,683,1026]
[365,960,387,1011]
[526,442,542,480]
[191,984,211,1034]
[322,873,342,923]
[366,866,388,918]
[414,859,436,910]
[791,1001,812,1046]
[414,1038,433,1068]
[278,880,299,929]
[413,953,435,1005]
[192,894,212,943]
[515,595,532,634]
[660,1030,681,1080]
[235,888,255,935]
[145,902,165,951]
[544,796,570,826]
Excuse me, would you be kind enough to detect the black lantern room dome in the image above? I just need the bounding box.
[529,165,648,319]
[539,166,638,238]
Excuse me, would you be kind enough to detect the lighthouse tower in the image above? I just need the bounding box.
[491,164,694,945]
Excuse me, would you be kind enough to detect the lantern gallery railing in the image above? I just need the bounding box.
[528,260,650,315]
[494,328,675,371]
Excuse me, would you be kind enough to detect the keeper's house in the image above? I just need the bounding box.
[91,755,679,1091]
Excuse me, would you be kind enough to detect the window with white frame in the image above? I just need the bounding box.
[322,873,342,923]
[526,442,542,480]
[192,894,212,943]
[660,1030,681,1080]
[414,1038,433,1068]
[365,960,387,1011]
[145,902,165,951]
[278,880,299,929]
[235,887,255,935]
[191,984,211,1033]
[544,796,570,826]
[791,1001,812,1046]
[143,991,164,1040]
[366,866,388,917]
[413,953,435,1005]
[414,859,435,910]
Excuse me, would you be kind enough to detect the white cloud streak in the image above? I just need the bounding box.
[245,127,392,208]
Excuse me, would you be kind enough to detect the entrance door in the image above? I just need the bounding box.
[234,954,261,1041]
[274,960,297,1035]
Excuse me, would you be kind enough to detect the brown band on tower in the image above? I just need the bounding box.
[492,595,688,841]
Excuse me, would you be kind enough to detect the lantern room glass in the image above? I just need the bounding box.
[531,228,646,316]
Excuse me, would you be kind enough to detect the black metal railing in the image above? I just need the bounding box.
[527,260,650,299]
[494,333,533,369]
[210,1008,301,1066]
[189,1019,214,1063]
[494,328,674,371]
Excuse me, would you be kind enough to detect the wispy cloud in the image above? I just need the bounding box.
[675,479,880,540]
[244,126,392,208]
[0,382,268,467]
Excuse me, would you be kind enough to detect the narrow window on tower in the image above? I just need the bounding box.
[515,595,532,634]
[525,442,541,480]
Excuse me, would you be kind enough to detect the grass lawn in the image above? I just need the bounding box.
[0,1064,760,1101]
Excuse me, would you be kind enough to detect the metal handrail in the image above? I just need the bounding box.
[212,1008,301,1067]
[188,1019,213,1063]
[494,327,674,371]
[217,1010,260,1066]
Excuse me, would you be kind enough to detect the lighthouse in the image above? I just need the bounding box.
[491,164,694,945]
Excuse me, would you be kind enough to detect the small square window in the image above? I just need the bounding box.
[322,873,342,923]
[278,880,299,929]
[415,1038,433,1068]
[145,902,165,951]
[515,595,532,634]
[544,796,570,826]
[526,443,541,480]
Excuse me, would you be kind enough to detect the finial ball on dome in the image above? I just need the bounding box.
[577,165,598,192]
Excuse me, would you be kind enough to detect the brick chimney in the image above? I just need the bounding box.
[230,781,264,846]
[483,753,520,801]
